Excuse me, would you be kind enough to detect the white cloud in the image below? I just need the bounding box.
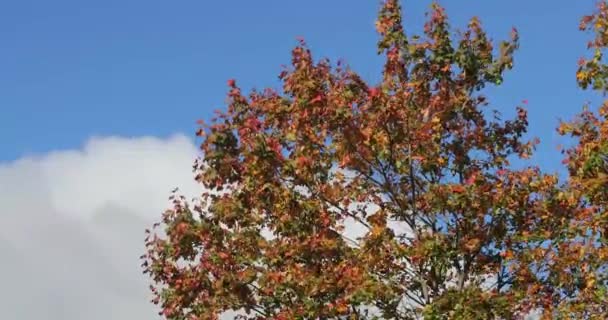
[0,134,199,319]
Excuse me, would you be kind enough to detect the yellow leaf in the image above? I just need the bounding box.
[576,71,586,81]
[464,238,481,251]
[371,225,384,237]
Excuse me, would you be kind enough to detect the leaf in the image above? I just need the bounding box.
[451,185,466,193]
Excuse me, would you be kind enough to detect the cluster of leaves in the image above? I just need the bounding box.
[142,1,608,319]
[546,1,608,317]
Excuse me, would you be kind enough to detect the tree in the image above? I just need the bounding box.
[542,1,608,317]
[142,1,607,319]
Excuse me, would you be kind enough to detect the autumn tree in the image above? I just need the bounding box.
[142,1,605,319]
[534,1,608,318]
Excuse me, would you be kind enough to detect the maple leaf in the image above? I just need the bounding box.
[368,87,380,98]
[451,185,466,193]
[462,238,481,252]
[310,94,324,104]
[339,154,351,168]
[465,171,478,185]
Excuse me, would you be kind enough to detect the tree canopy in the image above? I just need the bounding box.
[142,1,608,319]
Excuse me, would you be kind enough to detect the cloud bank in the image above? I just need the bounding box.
[0,134,199,319]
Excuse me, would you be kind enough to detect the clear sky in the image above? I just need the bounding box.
[1,0,601,171]
[0,2,602,319]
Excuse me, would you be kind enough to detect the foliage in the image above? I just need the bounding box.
[142,1,608,319]
[545,1,608,318]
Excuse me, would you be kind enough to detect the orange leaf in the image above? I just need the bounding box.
[451,185,466,193]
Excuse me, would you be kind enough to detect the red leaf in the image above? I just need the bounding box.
[578,57,586,66]
[465,173,476,185]
[451,185,466,193]
[339,154,351,168]
[296,156,312,167]
[368,87,380,98]
[311,94,324,104]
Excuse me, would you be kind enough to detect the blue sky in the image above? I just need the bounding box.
[1,0,601,173]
